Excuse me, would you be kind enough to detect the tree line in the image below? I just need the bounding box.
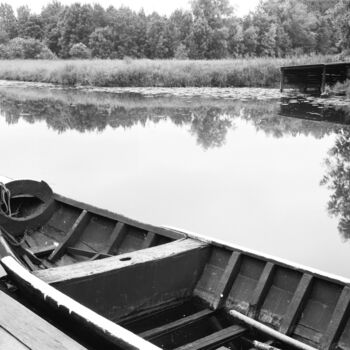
[0,0,349,59]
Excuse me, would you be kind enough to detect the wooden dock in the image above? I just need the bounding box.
[0,290,86,350]
[280,62,350,93]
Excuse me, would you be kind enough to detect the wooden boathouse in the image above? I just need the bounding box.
[280,62,350,93]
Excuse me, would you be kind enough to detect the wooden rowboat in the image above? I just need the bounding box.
[1,179,350,350]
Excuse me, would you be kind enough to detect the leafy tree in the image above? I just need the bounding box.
[145,13,170,58]
[36,45,56,59]
[321,129,350,240]
[0,29,8,44]
[41,1,64,55]
[189,0,232,58]
[69,42,91,58]
[174,43,189,59]
[167,10,193,55]
[243,26,258,55]
[58,4,94,57]
[331,0,350,51]
[91,4,108,28]
[5,37,48,58]
[227,18,244,57]
[89,26,114,58]
[188,15,212,58]
[0,3,17,38]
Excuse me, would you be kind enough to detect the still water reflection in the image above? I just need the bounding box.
[0,85,349,278]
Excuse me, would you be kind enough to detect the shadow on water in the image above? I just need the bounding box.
[0,86,350,240]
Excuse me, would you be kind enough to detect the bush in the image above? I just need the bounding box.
[36,46,57,59]
[0,30,9,45]
[174,44,189,59]
[0,37,56,59]
[6,38,44,59]
[69,43,91,59]
[0,44,9,58]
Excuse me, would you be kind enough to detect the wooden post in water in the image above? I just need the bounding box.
[321,65,326,94]
[280,68,284,92]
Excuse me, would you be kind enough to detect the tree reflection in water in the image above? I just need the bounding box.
[1,87,350,239]
[321,129,350,241]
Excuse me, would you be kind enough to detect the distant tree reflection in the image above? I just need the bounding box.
[0,87,350,154]
[190,108,232,149]
[321,129,350,240]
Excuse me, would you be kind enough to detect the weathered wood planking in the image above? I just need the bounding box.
[1,256,163,350]
[321,286,350,350]
[103,222,127,254]
[140,309,214,340]
[0,290,87,350]
[49,210,90,262]
[212,251,241,309]
[35,239,210,321]
[0,326,29,350]
[189,239,350,349]
[280,62,350,93]
[279,273,313,335]
[54,194,184,241]
[174,324,246,350]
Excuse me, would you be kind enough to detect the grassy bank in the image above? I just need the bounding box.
[0,56,345,88]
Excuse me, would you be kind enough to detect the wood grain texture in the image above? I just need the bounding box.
[174,325,246,350]
[320,286,350,350]
[213,251,241,309]
[103,222,127,254]
[0,290,86,350]
[0,326,29,350]
[279,273,313,335]
[49,210,90,262]
[248,262,275,318]
[142,232,158,249]
[140,309,214,340]
[35,239,208,284]
[54,194,185,240]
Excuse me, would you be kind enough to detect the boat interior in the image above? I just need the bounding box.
[1,185,350,350]
[2,192,184,270]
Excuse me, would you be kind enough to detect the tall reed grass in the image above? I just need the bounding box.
[0,56,345,88]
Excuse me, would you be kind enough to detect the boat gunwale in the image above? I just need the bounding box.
[164,226,350,287]
[53,193,186,241]
[1,255,163,350]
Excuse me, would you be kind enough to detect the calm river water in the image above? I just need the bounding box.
[0,83,349,278]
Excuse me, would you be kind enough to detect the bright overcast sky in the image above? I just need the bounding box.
[10,0,260,17]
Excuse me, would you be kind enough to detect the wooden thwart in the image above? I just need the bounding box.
[49,210,90,262]
[140,309,214,339]
[174,324,246,350]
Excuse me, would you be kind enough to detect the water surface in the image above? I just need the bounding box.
[0,83,349,278]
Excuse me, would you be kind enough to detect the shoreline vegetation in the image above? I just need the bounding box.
[0,55,347,88]
[0,0,349,89]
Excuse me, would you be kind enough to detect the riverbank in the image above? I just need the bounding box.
[0,55,344,88]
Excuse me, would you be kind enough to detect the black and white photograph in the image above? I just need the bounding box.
[0,0,350,349]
